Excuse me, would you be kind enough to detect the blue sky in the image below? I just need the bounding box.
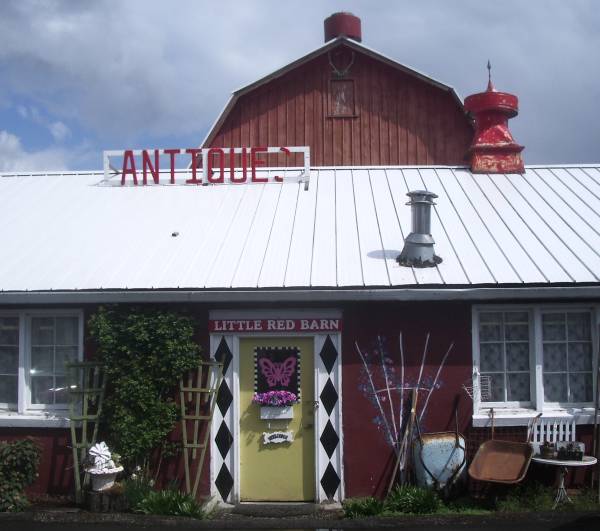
[0,0,598,171]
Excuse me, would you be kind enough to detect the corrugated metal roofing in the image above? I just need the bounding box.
[1,165,600,295]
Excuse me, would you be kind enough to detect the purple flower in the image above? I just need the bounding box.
[252,390,298,406]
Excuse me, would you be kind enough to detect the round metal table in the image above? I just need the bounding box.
[531,455,597,509]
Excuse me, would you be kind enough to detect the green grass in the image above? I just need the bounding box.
[342,483,600,519]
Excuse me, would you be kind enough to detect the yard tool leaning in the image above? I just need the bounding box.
[468,408,538,484]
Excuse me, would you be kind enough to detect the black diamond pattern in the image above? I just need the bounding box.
[320,378,338,416]
[320,462,341,500]
[215,337,233,375]
[319,335,338,374]
[320,420,339,459]
[216,380,233,416]
[215,463,234,501]
[215,421,233,459]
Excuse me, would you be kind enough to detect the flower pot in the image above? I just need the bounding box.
[260,405,293,420]
[86,466,123,492]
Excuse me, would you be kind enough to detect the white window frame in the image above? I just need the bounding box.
[472,303,599,427]
[0,309,84,427]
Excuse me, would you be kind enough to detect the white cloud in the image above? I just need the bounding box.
[48,120,70,142]
[0,1,598,163]
[0,129,89,171]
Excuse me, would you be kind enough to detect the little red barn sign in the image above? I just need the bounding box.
[208,318,342,333]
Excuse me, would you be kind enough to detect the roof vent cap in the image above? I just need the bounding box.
[324,12,362,42]
[397,190,442,268]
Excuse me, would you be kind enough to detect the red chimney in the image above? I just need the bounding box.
[464,70,524,174]
[324,12,362,42]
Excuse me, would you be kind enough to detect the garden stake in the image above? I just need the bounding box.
[377,335,398,444]
[419,341,455,422]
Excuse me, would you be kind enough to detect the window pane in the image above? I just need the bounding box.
[506,343,529,371]
[482,373,505,401]
[480,323,502,341]
[567,312,591,341]
[542,314,566,341]
[569,342,592,372]
[505,312,529,323]
[55,346,78,374]
[0,375,17,404]
[544,373,567,402]
[31,346,53,374]
[31,318,54,345]
[507,373,530,401]
[569,373,593,402]
[31,376,54,404]
[480,312,502,323]
[54,375,69,404]
[55,317,78,346]
[0,317,19,345]
[480,343,503,372]
[505,324,529,341]
[0,346,19,374]
[543,343,567,372]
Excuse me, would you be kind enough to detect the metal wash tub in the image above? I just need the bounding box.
[468,410,539,484]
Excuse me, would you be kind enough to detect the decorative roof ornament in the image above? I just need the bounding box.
[463,62,525,174]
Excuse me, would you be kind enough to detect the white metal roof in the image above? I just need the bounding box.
[1,165,600,301]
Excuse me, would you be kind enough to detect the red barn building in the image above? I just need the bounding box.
[202,12,472,167]
[0,12,598,507]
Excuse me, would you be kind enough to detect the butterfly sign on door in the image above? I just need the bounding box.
[254,346,301,398]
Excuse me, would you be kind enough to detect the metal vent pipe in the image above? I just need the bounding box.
[397,190,442,268]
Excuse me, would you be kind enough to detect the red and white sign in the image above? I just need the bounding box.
[209,318,342,333]
[103,146,310,188]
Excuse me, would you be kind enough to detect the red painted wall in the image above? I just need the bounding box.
[341,301,473,498]
[208,44,473,167]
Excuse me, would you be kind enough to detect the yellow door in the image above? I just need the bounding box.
[239,337,315,501]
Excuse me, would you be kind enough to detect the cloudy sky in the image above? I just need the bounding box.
[0,0,598,171]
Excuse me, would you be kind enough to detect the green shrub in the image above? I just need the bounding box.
[122,474,154,510]
[135,488,204,519]
[0,439,40,512]
[88,306,201,468]
[385,485,441,514]
[343,496,385,518]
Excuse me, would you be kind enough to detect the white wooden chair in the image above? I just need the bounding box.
[529,417,576,454]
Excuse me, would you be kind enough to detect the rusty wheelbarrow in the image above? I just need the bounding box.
[413,407,467,492]
[468,409,541,484]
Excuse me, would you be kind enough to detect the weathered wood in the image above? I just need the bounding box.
[85,488,128,513]
[209,47,472,166]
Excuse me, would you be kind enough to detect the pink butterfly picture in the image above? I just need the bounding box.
[258,356,297,387]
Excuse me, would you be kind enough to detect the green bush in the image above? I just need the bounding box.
[343,496,385,518]
[0,439,41,512]
[88,306,201,468]
[135,488,204,519]
[122,474,154,510]
[385,485,441,515]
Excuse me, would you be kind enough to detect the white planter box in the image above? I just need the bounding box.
[87,466,123,492]
[260,406,293,420]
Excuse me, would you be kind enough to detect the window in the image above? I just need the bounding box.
[473,305,597,419]
[0,311,83,416]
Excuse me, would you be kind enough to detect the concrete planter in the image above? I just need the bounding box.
[87,466,123,492]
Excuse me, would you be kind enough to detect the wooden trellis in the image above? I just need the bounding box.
[66,361,107,504]
[179,359,223,498]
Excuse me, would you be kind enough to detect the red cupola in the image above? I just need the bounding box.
[324,12,362,42]
[464,65,524,174]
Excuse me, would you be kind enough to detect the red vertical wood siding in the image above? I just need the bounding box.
[208,46,473,167]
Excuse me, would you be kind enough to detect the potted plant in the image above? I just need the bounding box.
[253,391,299,420]
[540,441,556,459]
[84,442,124,492]
[557,442,584,461]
